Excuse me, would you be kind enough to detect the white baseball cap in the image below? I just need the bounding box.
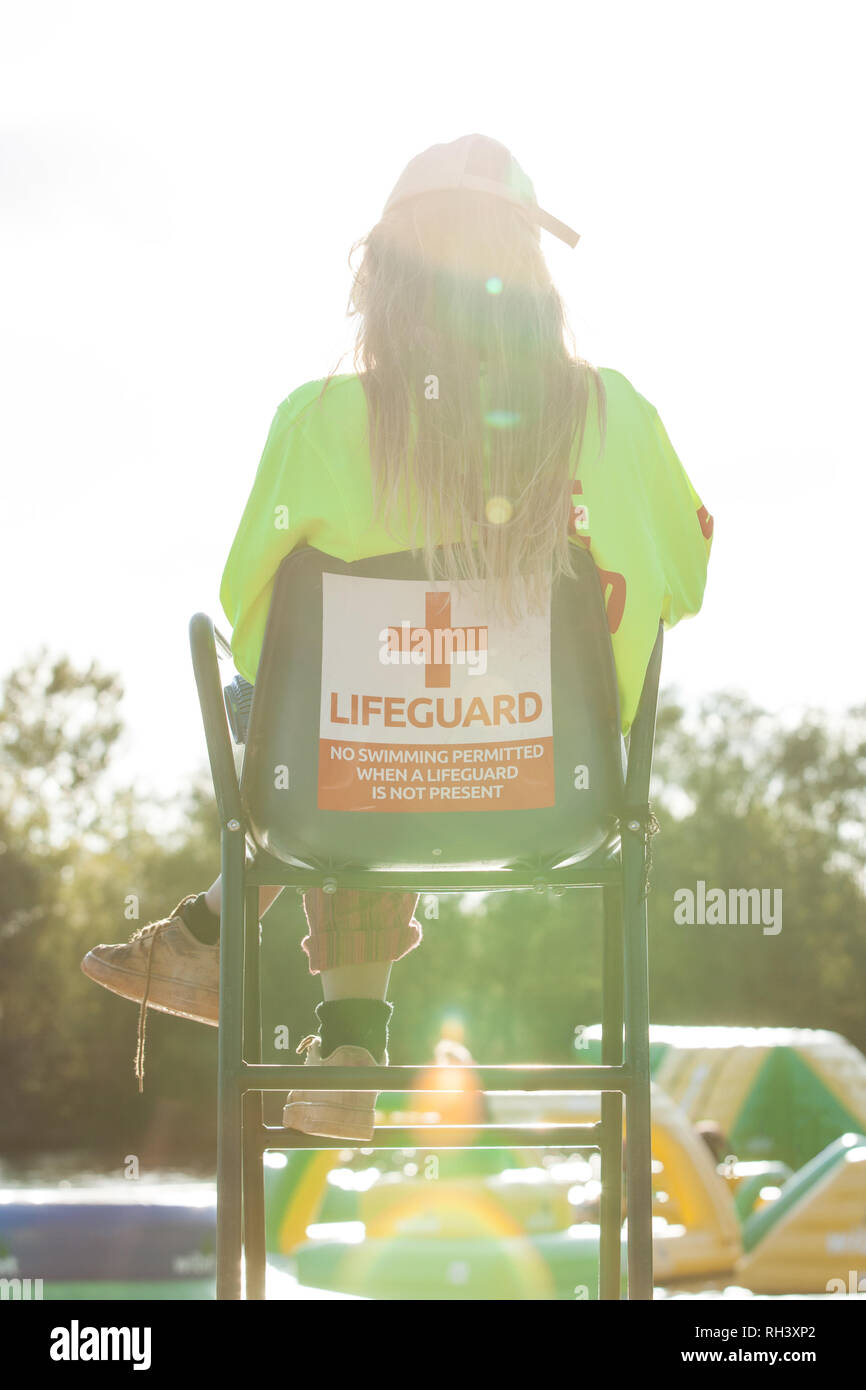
[382,133,580,249]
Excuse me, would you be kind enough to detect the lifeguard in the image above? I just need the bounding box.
[328,690,543,728]
[82,133,712,1149]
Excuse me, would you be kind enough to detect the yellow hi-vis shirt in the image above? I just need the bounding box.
[220,369,713,733]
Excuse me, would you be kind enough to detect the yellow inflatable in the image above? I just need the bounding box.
[361,1171,574,1240]
[737,1133,866,1294]
[266,1033,866,1295]
[484,1086,743,1280]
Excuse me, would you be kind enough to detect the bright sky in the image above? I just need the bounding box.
[2,1,863,805]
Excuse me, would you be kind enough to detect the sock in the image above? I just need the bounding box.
[315,999,393,1059]
[181,892,220,945]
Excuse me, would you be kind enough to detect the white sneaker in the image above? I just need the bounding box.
[282,1034,386,1142]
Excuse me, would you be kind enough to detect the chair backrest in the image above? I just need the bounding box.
[240,544,626,873]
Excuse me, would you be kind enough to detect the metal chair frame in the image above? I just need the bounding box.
[190,546,662,1300]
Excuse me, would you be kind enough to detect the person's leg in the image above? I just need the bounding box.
[202,877,282,920]
[301,889,422,981]
[177,878,282,944]
[301,888,421,1054]
[320,962,392,1000]
[283,890,422,1139]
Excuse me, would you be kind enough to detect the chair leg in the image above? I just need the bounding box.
[599,884,624,1300]
[622,833,654,1301]
[243,1092,267,1300]
[242,885,267,1299]
[216,824,246,1300]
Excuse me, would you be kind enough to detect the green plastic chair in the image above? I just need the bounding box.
[190,543,662,1300]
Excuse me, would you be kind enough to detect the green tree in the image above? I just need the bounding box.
[1,651,864,1163]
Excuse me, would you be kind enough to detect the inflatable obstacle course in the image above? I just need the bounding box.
[359,1170,575,1239]
[266,1057,866,1296]
[290,1227,609,1301]
[11,1030,866,1298]
[0,1186,217,1298]
[580,1025,866,1170]
[270,1085,744,1297]
[730,1162,794,1221]
[736,1133,866,1294]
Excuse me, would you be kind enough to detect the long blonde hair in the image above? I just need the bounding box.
[329,187,606,621]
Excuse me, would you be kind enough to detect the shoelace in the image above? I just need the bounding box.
[134,895,199,1093]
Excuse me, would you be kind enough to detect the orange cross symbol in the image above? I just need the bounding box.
[395,593,488,690]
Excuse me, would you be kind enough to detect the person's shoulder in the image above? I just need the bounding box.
[275,373,364,429]
[596,366,656,417]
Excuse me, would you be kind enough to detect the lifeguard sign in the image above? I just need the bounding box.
[318,572,554,813]
[240,544,624,872]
